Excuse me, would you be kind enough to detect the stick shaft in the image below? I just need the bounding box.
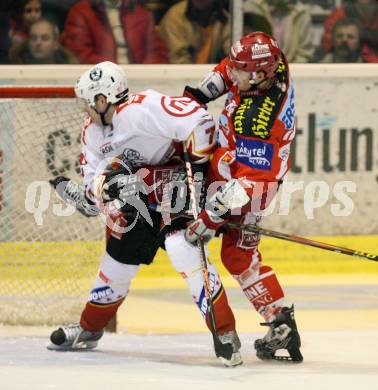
[227,222,378,262]
[182,142,233,359]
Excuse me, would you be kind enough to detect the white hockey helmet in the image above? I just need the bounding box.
[75,61,129,107]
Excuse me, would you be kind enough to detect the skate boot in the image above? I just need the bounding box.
[47,322,104,351]
[254,306,303,362]
[218,331,243,367]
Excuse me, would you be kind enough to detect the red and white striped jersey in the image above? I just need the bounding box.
[210,56,296,193]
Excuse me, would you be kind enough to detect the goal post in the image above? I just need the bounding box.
[0,85,106,327]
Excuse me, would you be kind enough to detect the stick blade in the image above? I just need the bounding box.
[213,336,234,360]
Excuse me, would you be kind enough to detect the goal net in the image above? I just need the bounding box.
[0,86,105,326]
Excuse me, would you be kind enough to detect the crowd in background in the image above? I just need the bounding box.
[0,0,377,65]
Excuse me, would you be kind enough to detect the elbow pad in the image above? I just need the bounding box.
[183,72,227,106]
[197,71,227,101]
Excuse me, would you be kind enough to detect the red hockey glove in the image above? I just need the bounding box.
[184,209,225,245]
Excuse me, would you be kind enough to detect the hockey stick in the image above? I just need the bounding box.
[226,222,378,262]
[182,142,233,361]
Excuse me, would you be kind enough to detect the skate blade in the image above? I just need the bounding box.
[218,351,243,367]
[257,350,303,363]
[46,341,98,351]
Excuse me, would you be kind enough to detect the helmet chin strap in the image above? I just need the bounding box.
[248,74,276,91]
[94,103,112,126]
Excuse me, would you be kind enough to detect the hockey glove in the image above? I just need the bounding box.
[100,168,152,224]
[101,168,144,202]
[184,210,223,245]
[184,178,251,244]
[49,176,100,217]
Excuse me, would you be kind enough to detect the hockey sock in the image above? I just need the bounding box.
[80,299,124,332]
[80,252,139,331]
[238,265,285,321]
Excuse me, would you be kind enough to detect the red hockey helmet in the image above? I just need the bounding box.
[229,32,282,79]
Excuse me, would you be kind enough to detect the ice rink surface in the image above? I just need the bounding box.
[1,330,378,390]
[1,282,377,390]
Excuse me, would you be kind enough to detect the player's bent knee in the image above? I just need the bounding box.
[164,230,204,274]
[89,252,139,304]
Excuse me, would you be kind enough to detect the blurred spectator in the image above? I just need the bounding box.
[0,1,12,63]
[243,12,271,35]
[10,0,42,45]
[244,0,314,63]
[322,0,378,62]
[142,0,181,24]
[61,0,168,64]
[159,0,230,64]
[320,18,365,62]
[42,0,77,32]
[9,18,78,64]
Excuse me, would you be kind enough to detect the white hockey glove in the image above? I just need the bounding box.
[50,176,100,217]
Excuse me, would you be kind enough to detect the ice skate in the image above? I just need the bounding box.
[218,331,243,367]
[254,306,303,362]
[47,322,104,351]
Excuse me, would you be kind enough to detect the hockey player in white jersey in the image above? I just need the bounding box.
[48,61,241,366]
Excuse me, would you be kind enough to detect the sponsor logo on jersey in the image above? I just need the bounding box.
[251,96,276,139]
[233,96,275,140]
[101,142,114,154]
[90,286,114,302]
[234,98,253,134]
[122,148,145,166]
[236,138,273,171]
[89,67,102,81]
[277,57,287,74]
[251,43,271,59]
[279,84,295,130]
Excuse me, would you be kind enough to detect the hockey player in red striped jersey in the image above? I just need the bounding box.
[184,32,303,362]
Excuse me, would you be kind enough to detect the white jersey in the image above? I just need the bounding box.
[80,89,215,198]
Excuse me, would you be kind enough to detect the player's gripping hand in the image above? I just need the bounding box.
[94,168,143,202]
[185,178,251,245]
[185,183,230,245]
[102,169,143,202]
[94,168,152,223]
[185,211,219,245]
